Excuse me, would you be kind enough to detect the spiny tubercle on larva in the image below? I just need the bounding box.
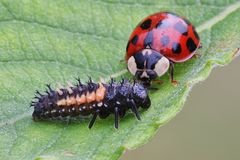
[31,78,151,129]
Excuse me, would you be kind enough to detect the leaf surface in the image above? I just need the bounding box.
[0,0,239,160]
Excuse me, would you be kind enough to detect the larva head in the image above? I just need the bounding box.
[127,49,170,86]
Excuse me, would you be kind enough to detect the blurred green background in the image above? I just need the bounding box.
[122,57,240,160]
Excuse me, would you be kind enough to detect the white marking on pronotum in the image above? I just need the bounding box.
[142,49,152,55]
[127,56,137,75]
[154,56,170,77]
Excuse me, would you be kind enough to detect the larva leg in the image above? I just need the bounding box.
[88,110,99,129]
[114,107,119,129]
[128,99,141,120]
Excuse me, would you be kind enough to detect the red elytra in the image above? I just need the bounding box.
[125,12,201,86]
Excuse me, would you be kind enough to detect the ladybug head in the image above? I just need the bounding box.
[127,49,170,86]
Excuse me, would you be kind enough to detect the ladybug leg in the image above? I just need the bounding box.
[169,61,178,86]
[192,53,201,59]
[198,43,203,49]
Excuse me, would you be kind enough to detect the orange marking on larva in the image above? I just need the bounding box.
[86,91,96,103]
[57,99,67,106]
[66,96,77,106]
[76,94,87,105]
[96,83,106,102]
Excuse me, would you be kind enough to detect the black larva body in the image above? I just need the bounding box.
[31,78,151,129]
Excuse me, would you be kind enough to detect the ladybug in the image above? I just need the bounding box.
[126,12,201,86]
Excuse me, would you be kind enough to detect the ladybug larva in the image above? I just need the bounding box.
[31,78,151,129]
[126,12,201,86]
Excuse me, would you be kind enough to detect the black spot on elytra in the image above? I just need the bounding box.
[140,19,152,30]
[160,36,170,46]
[172,42,182,54]
[193,27,200,40]
[144,31,153,47]
[186,38,197,52]
[174,22,188,36]
[131,35,138,45]
[156,20,169,29]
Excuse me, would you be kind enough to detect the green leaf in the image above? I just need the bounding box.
[0,0,239,160]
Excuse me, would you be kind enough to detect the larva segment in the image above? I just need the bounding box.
[57,99,66,106]
[96,83,106,102]
[86,92,96,103]
[66,96,77,106]
[76,94,86,105]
